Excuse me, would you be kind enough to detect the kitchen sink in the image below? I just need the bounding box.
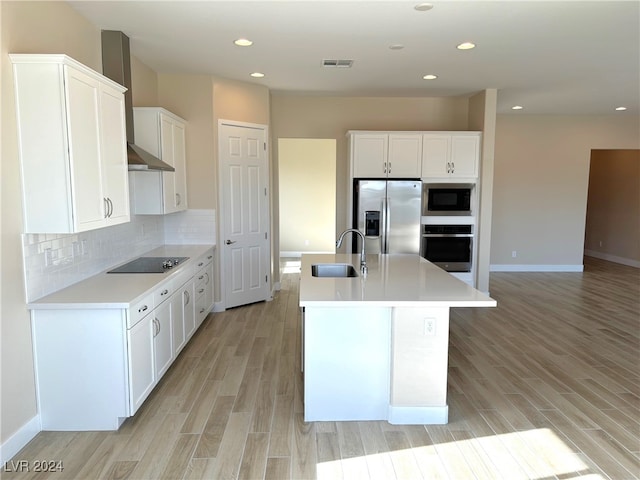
[311,263,358,278]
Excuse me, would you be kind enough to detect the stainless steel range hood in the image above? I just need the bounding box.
[101,30,174,172]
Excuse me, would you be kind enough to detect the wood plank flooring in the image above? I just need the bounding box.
[4,256,639,479]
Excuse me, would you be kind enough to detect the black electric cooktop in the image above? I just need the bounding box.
[107,257,189,274]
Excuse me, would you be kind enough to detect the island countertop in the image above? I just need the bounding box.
[299,253,496,308]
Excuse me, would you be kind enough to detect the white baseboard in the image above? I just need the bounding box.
[387,405,448,425]
[212,301,225,313]
[280,251,333,258]
[584,250,640,268]
[490,264,584,272]
[0,415,41,464]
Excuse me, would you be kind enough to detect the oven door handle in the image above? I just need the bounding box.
[422,233,473,238]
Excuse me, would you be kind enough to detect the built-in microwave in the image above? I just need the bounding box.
[423,183,474,216]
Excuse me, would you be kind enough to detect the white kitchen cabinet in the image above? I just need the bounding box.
[350,132,421,178]
[194,253,215,326]
[153,299,174,378]
[181,281,196,341]
[29,246,215,429]
[130,107,188,214]
[127,311,155,414]
[10,54,129,233]
[421,132,480,179]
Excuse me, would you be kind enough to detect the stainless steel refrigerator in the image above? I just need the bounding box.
[353,179,422,254]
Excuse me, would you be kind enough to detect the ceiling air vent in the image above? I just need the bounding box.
[322,59,353,68]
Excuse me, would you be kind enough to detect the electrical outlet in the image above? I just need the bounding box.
[512,250,517,258]
[304,239,310,246]
[424,318,435,336]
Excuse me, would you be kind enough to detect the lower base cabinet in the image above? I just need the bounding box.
[30,247,215,431]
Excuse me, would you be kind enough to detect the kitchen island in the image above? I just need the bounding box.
[299,253,496,424]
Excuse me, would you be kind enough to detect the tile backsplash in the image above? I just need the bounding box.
[22,209,216,302]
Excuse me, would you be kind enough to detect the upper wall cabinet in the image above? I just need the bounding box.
[130,108,188,215]
[349,132,422,178]
[11,54,130,233]
[421,132,481,180]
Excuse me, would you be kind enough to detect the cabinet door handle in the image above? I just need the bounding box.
[383,162,387,174]
[176,193,181,206]
[104,198,109,218]
[153,318,159,337]
[184,290,190,306]
[388,161,391,174]
[451,161,455,174]
[108,198,114,217]
[204,273,209,285]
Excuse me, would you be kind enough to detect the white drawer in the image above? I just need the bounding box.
[128,294,154,328]
[153,279,175,306]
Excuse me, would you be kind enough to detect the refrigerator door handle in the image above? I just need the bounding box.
[380,197,391,254]
[380,197,387,253]
[385,197,391,254]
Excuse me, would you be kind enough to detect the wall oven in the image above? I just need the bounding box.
[423,183,473,216]
[420,224,473,272]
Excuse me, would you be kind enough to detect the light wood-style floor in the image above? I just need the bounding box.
[4,256,639,480]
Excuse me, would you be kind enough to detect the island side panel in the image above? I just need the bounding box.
[389,306,450,424]
[303,306,391,421]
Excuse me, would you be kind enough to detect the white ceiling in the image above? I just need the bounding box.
[68,0,640,115]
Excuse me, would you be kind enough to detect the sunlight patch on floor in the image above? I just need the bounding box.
[317,428,601,480]
[281,259,301,274]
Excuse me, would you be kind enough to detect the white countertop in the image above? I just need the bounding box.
[299,253,496,308]
[28,244,214,310]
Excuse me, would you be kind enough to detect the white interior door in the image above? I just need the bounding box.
[219,121,270,309]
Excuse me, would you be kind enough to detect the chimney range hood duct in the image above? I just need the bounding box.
[101,30,174,172]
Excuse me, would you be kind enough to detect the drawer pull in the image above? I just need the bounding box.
[161,289,169,296]
[198,288,205,294]
[198,262,204,267]
[138,305,148,313]
[207,255,213,260]
[199,308,205,314]
[198,275,204,281]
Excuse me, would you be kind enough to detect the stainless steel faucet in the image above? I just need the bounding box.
[336,228,368,276]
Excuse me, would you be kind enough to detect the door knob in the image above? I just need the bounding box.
[226,239,236,245]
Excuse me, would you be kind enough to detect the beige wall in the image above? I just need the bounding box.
[492,115,640,267]
[1,0,103,446]
[278,139,337,254]
[270,95,471,259]
[584,150,640,264]
[469,89,497,292]
[130,56,158,106]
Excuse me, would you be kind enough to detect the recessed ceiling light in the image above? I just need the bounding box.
[234,38,253,47]
[512,105,524,110]
[615,106,627,111]
[389,44,404,50]
[457,42,476,50]
[423,74,438,80]
[250,72,265,78]
[414,3,434,11]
